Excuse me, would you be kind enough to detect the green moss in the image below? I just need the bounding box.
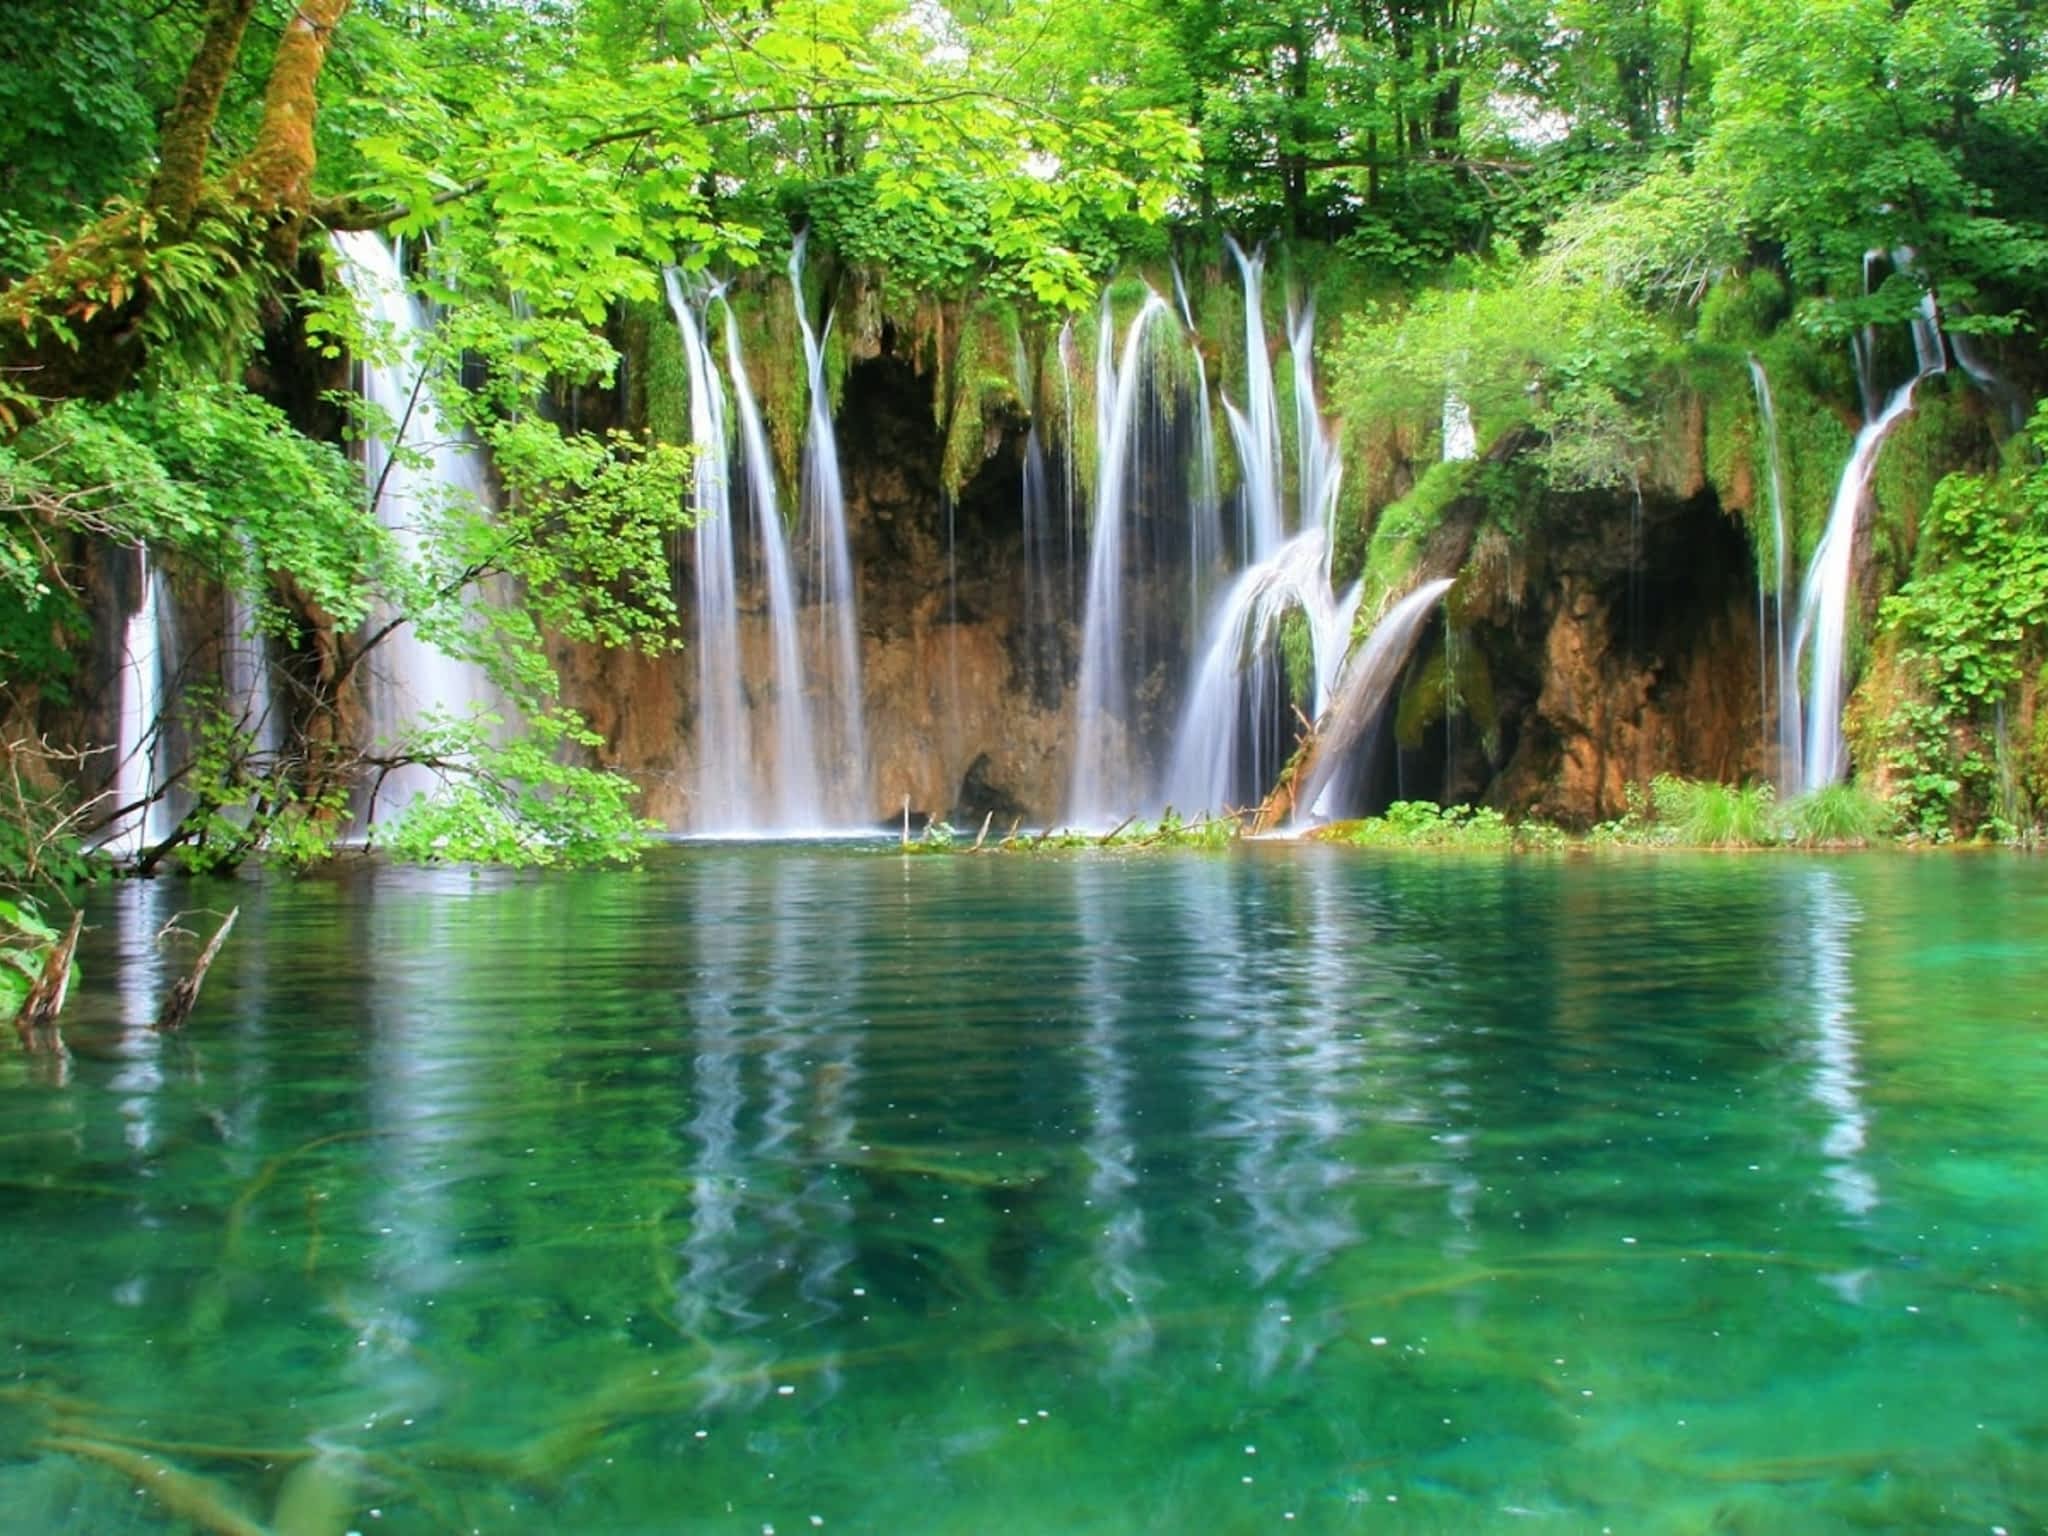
[938,301,1027,498]
[1697,268,1791,348]
[1278,607,1314,713]
[638,300,688,450]
[1393,631,1497,754]
[1356,458,1477,622]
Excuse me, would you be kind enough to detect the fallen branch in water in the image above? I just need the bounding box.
[36,1435,270,1536]
[16,909,83,1048]
[156,907,238,1031]
[1097,814,1136,845]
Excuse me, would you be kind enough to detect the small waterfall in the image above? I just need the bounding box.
[724,305,826,828]
[222,582,281,762]
[105,545,169,856]
[1172,260,1224,623]
[1058,319,1081,613]
[1441,392,1477,461]
[1895,248,1948,378]
[1018,338,1061,701]
[1067,291,1171,826]
[1225,238,1285,560]
[662,268,750,832]
[1949,328,2029,433]
[1788,375,1926,792]
[1294,577,1458,822]
[1287,296,1342,543]
[334,231,500,824]
[787,231,869,818]
[1747,358,1799,787]
[1162,529,1360,816]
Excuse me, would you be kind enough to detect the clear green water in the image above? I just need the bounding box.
[4,849,2047,1534]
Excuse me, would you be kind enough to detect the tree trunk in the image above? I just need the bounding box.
[149,0,263,228]
[229,0,354,262]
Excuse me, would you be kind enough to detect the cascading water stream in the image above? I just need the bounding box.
[334,231,501,825]
[222,581,281,762]
[1288,296,1343,548]
[1441,393,1477,462]
[1294,577,1458,823]
[1172,260,1224,620]
[662,267,750,832]
[723,305,827,828]
[1017,338,1061,701]
[1788,374,1927,792]
[1067,291,1170,826]
[1162,530,1359,815]
[787,231,869,817]
[1748,357,1800,787]
[105,545,169,856]
[1225,238,1285,560]
[1159,247,1360,818]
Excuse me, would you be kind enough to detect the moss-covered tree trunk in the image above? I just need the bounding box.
[0,0,355,415]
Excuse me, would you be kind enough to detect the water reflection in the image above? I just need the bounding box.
[1804,867,1878,1218]
[1072,862,1154,1364]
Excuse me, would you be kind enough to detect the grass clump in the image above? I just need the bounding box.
[1592,775,1896,848]
[1649,775,1778,846]
[1778,783,1894,847]
[1319,801,1567,851]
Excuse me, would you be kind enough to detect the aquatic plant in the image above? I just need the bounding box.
[1320,801,1567,852]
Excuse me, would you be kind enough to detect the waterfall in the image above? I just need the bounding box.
[1441,393,1477,462]
[1162,529,1359,816]
[662,268,750,832]
[104,545,169,856]
[1788,376,1925,792]
[1225,238,1285,560]
[333,231,500,825]
[1748,358,1800,788]
[788,231,869,818]
[1172,260,1224,623]
[1057,320,1080,613]
[1948,327,2029,433]
[1067,291,1171,826]
[724,305,826,828]
[1018,336,1060,701]
[222,581,281,763]
[1294,577,1458,822]
[1287,296,1342,545]
[1157,247,1361,819]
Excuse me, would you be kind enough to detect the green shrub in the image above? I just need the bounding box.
[1327,800,1564,851]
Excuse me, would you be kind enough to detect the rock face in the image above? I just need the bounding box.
[558,336,1777,832]
[1380,485,1768,827]
[555,337,1076,829]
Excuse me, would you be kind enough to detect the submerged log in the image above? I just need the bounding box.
[156,907,238,1032]
[36,1435,270,1536]
[15,910,83,1046]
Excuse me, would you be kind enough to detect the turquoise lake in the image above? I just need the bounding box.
[3,847,2046,1532]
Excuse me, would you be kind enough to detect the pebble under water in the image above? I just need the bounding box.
[3,846,2046,1533]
